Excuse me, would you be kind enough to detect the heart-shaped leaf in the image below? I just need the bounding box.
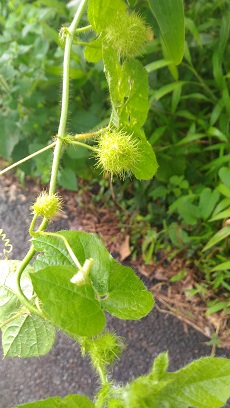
[33,231,154,321]
[0,260,55,357]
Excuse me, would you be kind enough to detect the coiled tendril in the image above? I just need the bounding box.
[0,229,13,259]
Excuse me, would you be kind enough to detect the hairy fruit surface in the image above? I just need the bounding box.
[31,192,62,219]
[104,11,151,58]
[95,130,140,179]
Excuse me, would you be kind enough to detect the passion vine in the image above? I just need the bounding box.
[0,1,230,407]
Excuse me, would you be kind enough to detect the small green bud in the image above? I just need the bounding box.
[95,130,140,179]
[104,10,151,58]
[31,192,62,219]
[70,258,94,286]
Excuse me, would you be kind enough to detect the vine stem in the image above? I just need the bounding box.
[70,141,97,151]
[14,0,88,314]
[49,0,89,196]
[0,142,56,176]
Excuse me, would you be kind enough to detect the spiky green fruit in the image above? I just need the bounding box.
[31,192,62,219]
[95,130,140,179]
[104,11,151,58]
[82,331,125,369]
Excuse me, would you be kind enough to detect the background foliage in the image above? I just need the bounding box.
[1,0,230,313]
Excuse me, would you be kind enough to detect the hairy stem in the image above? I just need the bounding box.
[0,142,56,176]
[73,127,108,140]
[14,0,88,314]
[49,0,88,196]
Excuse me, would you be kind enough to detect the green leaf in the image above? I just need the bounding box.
[0,260,55,357]
[30,265,106,337]
[219,167,230,189]
[17,394,94,407]
[32,231,154,321]
[150,81,185,102]
[119,59,149,130]
[209,208,230,222]
[102,46,122,127]
[151,352,169,381]
[84,37,102,63]
[100,262,154,320]
[0,112,20,158]
[103,47,149,131]
[198,188,220,220]
[87,0,126,33]
[145,59,171,73]
[203,226,230,251]
[206,301,230,316]
[58,167,78,191]
[211,261,230,271]
[148,0,185,65]
[217,183,230,198]
[185,17,202,47]
[125,357,230,408]
[212,198,230,217]
[168,196,199,225]
[132,139,158,180]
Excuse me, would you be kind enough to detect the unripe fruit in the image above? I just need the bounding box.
[82,332,125,368]
[95,130,140,179]
[31,192,62,219]
[104,10,151,58]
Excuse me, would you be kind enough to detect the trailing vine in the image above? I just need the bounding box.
[0,1,230,407]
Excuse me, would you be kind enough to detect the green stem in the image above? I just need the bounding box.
[0,142,56,176]
[49,0,89,196]
[15,246,44,317]
[14,0,88,315]
[38,231,83,270]
[76,24,92,33]
[29,214,38,237]
[69,141,97,151]
[73,127,108,140]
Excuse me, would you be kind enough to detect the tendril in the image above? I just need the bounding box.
[0,229,13,259]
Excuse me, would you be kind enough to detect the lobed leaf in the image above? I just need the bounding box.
[32,231,154,323]
[30,265,106,337]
